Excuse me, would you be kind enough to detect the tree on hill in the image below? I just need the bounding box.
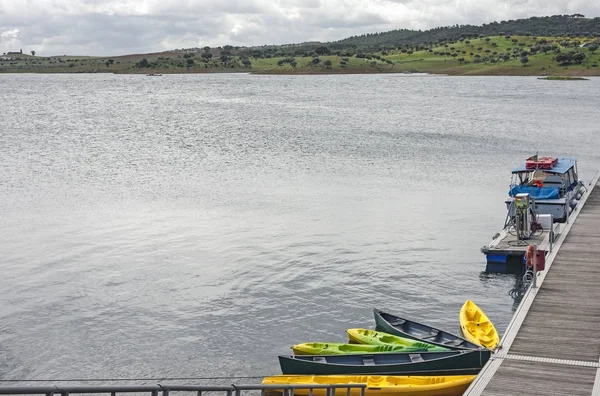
[555,52,573,64]
[136,58,149,68]
[186,58,194,71]
[30,50,35,56]
[241,58,252,68]
[323,59,332,68]
[315,46,331,55]
[520,55,529,66]
[572,52,586,64]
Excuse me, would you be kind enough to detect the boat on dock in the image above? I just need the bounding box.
[373,309,481,350]
[481,156,587,273]
[262,374,477,396]
[278,349,491,376]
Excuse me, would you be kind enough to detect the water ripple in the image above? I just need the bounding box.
[0,74,599,381]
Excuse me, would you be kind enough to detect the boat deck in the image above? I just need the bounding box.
[484,222,562,273]
[465,178,600,395]
[488,226,554,252]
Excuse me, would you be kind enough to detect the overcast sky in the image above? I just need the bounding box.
[1,0,599,56]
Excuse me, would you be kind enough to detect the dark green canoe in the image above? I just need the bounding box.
[373,309,481,350]
[278,349,491,376]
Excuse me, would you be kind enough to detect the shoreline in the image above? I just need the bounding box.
[2,67,600,77]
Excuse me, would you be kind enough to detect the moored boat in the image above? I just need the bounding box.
[459,300,499,349]
[262,374,476,396]
[481,156,587,273]
[278,349,491,376]
[373,309,480,350]
[292,342,426,355]
[347,329,449,352]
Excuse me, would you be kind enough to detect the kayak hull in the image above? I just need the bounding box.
[373,309,480,350]
[278,349,491,376]
[292,342,426,355]
[346,329,449,352]
[459,300,500,349]
[262,374,476,396]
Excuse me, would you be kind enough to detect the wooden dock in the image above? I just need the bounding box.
[465,177,600,396]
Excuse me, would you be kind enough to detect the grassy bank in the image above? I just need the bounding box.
[2,35,599,76]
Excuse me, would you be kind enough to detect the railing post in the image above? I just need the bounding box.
[532,245,538,289]
[162,389,169,396]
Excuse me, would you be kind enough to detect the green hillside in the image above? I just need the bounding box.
[336,14,600,49]
[1,15,599,76]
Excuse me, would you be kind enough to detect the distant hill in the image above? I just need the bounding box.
[2,14,599,76]
[334,14,600,49]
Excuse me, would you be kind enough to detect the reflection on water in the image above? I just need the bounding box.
[507,275,528,310]
[479,271,528,312]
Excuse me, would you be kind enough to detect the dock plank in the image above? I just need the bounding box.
[483,360,596,396]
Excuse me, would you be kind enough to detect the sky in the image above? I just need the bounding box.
[0,0,599,56]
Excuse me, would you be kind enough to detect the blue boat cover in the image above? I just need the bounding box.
[511,157,576,174]
[509,185,560,199]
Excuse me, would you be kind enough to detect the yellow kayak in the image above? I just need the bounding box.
[262,375,476,396]
[459,299,500,349]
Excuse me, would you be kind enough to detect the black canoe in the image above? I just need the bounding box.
[373,309,481,350]
[278,349,491,376]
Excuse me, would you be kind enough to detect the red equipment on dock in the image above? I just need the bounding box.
[525,156,558,170]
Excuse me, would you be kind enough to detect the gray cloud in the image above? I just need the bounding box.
[0,0,599,56]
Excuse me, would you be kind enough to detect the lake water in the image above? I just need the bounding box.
[1,73,599,384]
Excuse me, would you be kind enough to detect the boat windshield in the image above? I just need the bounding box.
[513,170,551,187]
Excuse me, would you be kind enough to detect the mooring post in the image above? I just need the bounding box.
[532,245,538,289]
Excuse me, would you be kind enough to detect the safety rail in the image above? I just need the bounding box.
[0,384,367,396]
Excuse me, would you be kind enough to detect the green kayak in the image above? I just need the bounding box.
[291,342,425,355]
[347,328,449,352]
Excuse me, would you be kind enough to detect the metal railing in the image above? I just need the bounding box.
[0,384,367,396]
